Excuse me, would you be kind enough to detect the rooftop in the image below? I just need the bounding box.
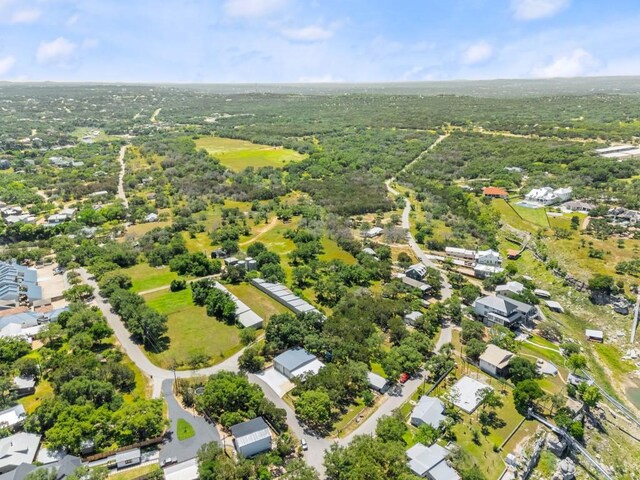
[449,376,492,414]
[231,417,271,448]
[273,348,316,372]
[411,396,445,428]
[479,344,514,369]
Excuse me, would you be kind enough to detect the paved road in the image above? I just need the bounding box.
[435,324,453,351]
[78,265,451,477]
[161,379,220,463]
[117,145,129,208]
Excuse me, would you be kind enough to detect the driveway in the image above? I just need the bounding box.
[160,379,220,464]
[255,367,294,397]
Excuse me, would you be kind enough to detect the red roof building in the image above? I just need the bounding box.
[482,186,508,199]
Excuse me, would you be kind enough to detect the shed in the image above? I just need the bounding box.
[410,396,445,429]
[231,417,272,458]
[407,443,460,480]
[585,329,604,343]
[545,300,564,313]
[534,289,551,299]
[115,448,141,469]
[367,371,389,393]
[164,458,199,480]
[12,376,36,397]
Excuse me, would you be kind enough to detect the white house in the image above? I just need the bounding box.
[495,281,525,298]
[473,295,537,327]
[0,404,26,429]
[525,187,572,206]
[273,348,324,379]
[445,247,476,261]
[367,371,389,393]
[363,226,383,238]
[115,449,141,469]
[0,433,41,475]
[404,311,423,326]
[231,417,272,458]
[475,249,502,266]
[479,344,514,377]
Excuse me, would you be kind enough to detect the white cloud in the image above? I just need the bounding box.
[10,8,41,24]
[223,0,288,18]
[461,41,493,65]
[0,56,16,76]
[511,0,570,20]
[297,74,343,83]
[66,14,80,26]
[282,25,333,42]
[36,37,77,65]
[533,48,597,77]
[81,38,100,50]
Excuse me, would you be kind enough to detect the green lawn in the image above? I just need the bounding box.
[492,199,550,231]
[227,283,289,320]
[320,238,357,264]
[143,288,242,369]
[177,418,196,440]
[18,380,53,414]
[110,465,162,480]
[196,136,307,172]
[122,264,181,293]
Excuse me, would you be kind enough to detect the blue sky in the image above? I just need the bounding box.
[1,0,639,82]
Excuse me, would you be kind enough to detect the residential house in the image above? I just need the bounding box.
[479,344,514,377]
[561,201,595,214]
[404,311,423,326]
[473,264,504,279]
[407,443,460,480]
[401,276,431,299]
[361,247,378,258]
[11,377,35,398]
[525,187,572,206]
[231,417,272,458]
[482,186,508,199]
[363,226,383,238]
[273,348,324,380]
[595,144,640,159]
[410,396,445,429]
[144,213,159,223]
[475,249,502,266]
[0,262,42,305]
[164,458,199,480]
[0,405,26,430]
[472,295,537,328]
[0,433,41,475]
[367,372,389,393]
[495,281,525,298]
[405,263,427,281]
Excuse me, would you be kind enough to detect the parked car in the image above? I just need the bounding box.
[399,373,410,384]
[161,457,177,467]
[301,438,308,451]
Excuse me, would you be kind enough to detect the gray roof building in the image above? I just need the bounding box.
[367,371,389,393]
[115,448,141,468]
[231,417,272,458]
[0,433,41,475]
[251,278,321,316]
[473,295,536,327]
[273,348,319,379]
[410,396,446,429]
[0,405,26,429]
[407,443,460,480]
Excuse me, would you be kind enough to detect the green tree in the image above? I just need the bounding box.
[567,353,587,372]
[238,346,265,373]
[512,379,544,415]
[295,390,332,431]
[464,338,487,362]
[508,357,539,384]
[375,413,407,443]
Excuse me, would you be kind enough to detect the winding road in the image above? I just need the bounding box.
[385,134,453,300]
[78,267,450,474]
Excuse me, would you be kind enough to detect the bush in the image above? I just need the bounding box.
[170,279,187,292]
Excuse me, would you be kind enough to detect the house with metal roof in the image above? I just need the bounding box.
[0,433,41,475]
[367,371,389,393]
[231,417,272,458]
[586,329,604,343]
[479,344,514,377]
[495,281,525,298]
[401,276,431,298]
[405,263,427,281]
[0,405,26,430]
[545,300,564,313]
[410,396,445,429]
[476,249,502,266]
[164,458,199,480]
[251,278,320,316]
[472,295,536,328]
[363,226,383,238]
[273,348,324,379]
[404,311,424,326]
[407,443,460,480]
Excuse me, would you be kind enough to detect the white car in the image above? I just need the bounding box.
[301,438,308,451]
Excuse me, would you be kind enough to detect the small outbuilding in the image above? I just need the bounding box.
[115,448,141,469]
[231,417,272,458]
[404,311,423,326]
[407,443,460,480]
[585,329,604,343]
[545,300,564,313]
[534,289,551,299]
[367,371,389,393]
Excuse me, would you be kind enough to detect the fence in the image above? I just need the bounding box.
[82,436,165,462]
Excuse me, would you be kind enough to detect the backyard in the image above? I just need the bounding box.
[142,288,242,369]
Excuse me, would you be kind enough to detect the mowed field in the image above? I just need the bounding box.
[143,288,241,369]
[195,136,307,171]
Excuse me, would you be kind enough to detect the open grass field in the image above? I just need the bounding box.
[143,288,241,369]
[492,199,550,231]
[18,380,53,414]
[125,220,172,238]
[123,264,181,293]
[177,418,196,440]
[320,237,357,264]
[195,136,307,172]
[226,283,289,320]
